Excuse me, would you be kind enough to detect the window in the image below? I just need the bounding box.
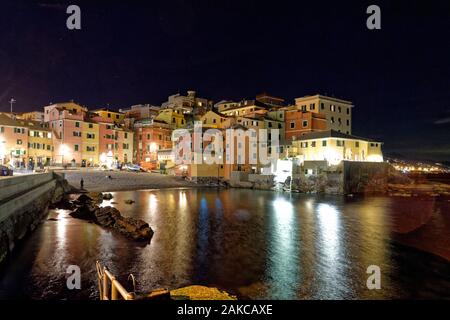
[311,141,316,147]
[17,139,22,145]
[290,122,295,129]
[89,123,93,129]
[338,106,341,113]
[310,103,315,110]
[337,140,344,147]
[278,123,282,129]
[0,127,3,133]
[75,122,80,128]
[87,133,95,139]
[107,113,111,118]
[330,105,336,112]
[302,120,308,128]
[355,141,359,148]
[322,140,327,147]
[346,108,350,115]
[172,117,175,123]
[213,118,216,124]
[74,144,79,151]
[123,144,129,150]
[321,103,325,110]
[301,105,306,111]
[268,122,272,128]
[124,133,128,139]
[346,119,350,126]
[73,131,82,137]
[301,142,308,148]
[116,115,119,119]
[331,117,335,123]
[87,146,95,152]
[338,118,342,124]
[158,134,162,140]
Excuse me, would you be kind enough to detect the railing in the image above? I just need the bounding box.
[96,261,136,300]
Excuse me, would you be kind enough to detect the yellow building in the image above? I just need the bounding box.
[199,110,233,128]
[120,129,134,164]
[292,130,383,165]
[155,108,186,128]
[81,120,100,166]
[220,103,267,117]
[92,108,125,124]
[27,121,53,167]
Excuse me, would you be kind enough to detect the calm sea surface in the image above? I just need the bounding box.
[1,188,449,299]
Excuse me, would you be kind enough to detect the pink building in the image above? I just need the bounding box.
[91,115,134,165]
[44,102,88,165]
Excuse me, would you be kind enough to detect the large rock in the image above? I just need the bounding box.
[69,202,153,242]
[94,206,153,241]
[70,203,97,220]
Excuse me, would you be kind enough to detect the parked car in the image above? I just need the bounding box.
[123,163,141,172]
[0,165,13,176]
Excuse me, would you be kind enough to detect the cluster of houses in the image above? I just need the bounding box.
[0,91,383,180]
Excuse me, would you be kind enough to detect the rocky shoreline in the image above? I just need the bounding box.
[53,192,154,242]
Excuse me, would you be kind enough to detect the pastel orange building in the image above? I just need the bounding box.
[285,110,327,142]
[135,119,172,169]
[44,102,87,165]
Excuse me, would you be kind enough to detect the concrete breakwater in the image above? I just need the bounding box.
[227,161,391,194]
[0,172,71,265]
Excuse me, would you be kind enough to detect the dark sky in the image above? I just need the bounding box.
[0,0,449,161]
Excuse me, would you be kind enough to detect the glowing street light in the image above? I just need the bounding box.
[0,141,5,165]
[60,144,70,165]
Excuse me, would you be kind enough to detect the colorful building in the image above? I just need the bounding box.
[0,113,29,167]
[0,113,53,168]
[293,94,353,134]
[81,120,100,166]
[284,110,328,142]
[92,108,126,125]
[155,108,186,128]
[199,110,234,129]
[134,119,172,169]
[92,115,134,166]
[44,102,88,165]
[27,120,53,168]
[291,130,383,165]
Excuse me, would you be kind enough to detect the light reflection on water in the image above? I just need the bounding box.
[1,188,450,300]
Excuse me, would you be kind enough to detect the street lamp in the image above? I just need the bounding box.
[9,98,16,114]
[217,155,222,186]
[60,144,70,166]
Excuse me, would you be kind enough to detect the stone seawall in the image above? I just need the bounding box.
[0,173,70,265]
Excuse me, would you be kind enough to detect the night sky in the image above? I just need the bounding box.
[0,0,449,161]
